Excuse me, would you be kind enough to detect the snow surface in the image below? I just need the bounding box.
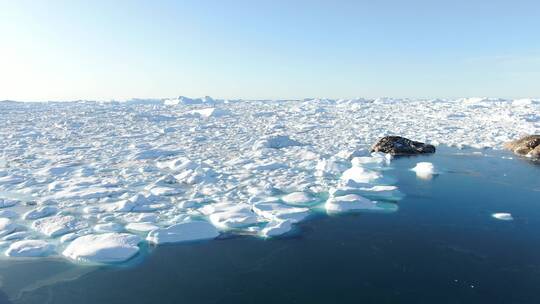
[5,240,54,257]
[63,233,142,263]
[492,213,514,221]
[0,97,538,264]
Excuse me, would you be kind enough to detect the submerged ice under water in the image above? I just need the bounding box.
[0,97,538,264]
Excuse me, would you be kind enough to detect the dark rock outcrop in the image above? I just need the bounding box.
[371,136,436,155]
[504,135,540,158]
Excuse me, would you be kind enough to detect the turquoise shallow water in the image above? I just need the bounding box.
[0,147,539,304]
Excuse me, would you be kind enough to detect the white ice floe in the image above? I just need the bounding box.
[125,222,159,233]
[329,185,403,201]
[94,222,124,233]
[63,233,142,263]
[325,194,398,213]
[146,221,219,244]
[252,202,310,223]
[5,240,55,257]
[208,205,258,230]
[341,166,385,186]
[185,107,231,118]
[492,213,514,221]
[0,218,17,237]
[411,162,437,179]
[23,206,59,220]
[260,220,293,238]
[0,210,19,219]
[0,199,17,208]
[281,192,317,206]
[32,215,87,237]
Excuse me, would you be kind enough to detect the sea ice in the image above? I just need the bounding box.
[5,240,55,257]
[341,166,384,186]
[0,210,19,219]
[0,218,16,237]
[63,233,142,263]
[146,221,219,244]
[1,96,537,264]
[281,192,317,206]
[252,202,310,223]
[208,205,259,230]
[0,199,17,208]
[32,215,88,237]
[325,194,398,213]
[23,206,59,220]
[492,213,513,221]
[125,222,159,233]
[411,162,437,179]
[260,220,293,238]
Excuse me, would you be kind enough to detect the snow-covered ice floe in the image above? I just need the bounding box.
[0,96,538,264]
[492,213,514,221]
[411,162,438,180]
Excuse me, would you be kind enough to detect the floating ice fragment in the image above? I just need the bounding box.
[0,218,17,237]
[184,107,231,118]
[5,240,55,257]
[2,231,31,241]
[281,192,316,206]
[208,205,259,230]
[260,220,293,238]
[492,213,513,221]
[0,210,19,219]
[315,158,347,176]
[411,162,437,180]
[63,233,142,263]
[23,206,59,220]
[341,166,384,185]
[329,185,404,201]
[94,222,124,233]
[252,202,310,223]
[146,221,219,244]
[32,215,87,237]
[0,199,18,208]
[325,194,398,213]
[125,222,159,233]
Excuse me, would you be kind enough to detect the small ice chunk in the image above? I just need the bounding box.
[32,215,87,237]
[0,210,19,219]
[325,194,398,213]
[252,202,310,223]
[281,192,316,206]
[63,233,142,263]
[149,186,183,196]
[260,220,293,238]
[492,213,513,221]
[2,231,31,241]
[23,206,59,220]
[146,221,219,244]
[0,218,16,237]
[185,107,231,118]
[208,206,258,230]
[0,199,17,208]
[94,222,124,233]
[125,222,159,233]
[5,240,55,257]
[341,166,383,185]
[329,185,404,201]
[411,162,437,179]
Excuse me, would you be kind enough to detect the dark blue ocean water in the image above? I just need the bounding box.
[1,148,539,304]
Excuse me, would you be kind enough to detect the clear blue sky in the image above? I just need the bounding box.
[1,0,539,101]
